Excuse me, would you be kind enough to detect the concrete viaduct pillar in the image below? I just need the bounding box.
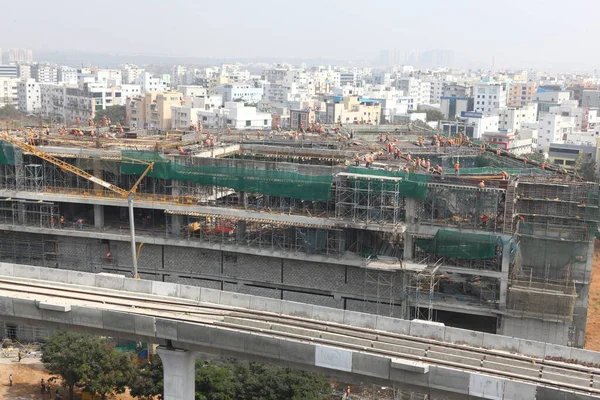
[157,346,197,400]
[94,205,104,229]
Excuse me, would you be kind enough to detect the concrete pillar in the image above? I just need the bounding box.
[157,346,196,400]
[94,204,104,229]
[171,214,183,234]
[499,239,512,310]
[236,220,246,243]
[403,232,414,261]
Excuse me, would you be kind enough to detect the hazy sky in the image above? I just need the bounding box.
[2,0,599,70]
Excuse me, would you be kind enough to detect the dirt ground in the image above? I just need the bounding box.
[585,241,600,351]
[0,357,137,400]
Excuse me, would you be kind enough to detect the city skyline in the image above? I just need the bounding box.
[2,0,599,71]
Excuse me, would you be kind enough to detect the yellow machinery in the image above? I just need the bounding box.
[2,133,154,278]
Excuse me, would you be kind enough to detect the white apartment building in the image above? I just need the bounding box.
[86,83,124,109]
[190,95,223,111]
[17,64,31,81]
[549,100,599,132]
[0,78,18,107]
[31,63,58,84]
[120,84,142,99]
[498,104,537,132]
[482,129,538,155]
[95,69,122,87]
[171,105,202,130]
[473,83,506,115]
[17,79,41,114]
[58,66,78,85]
[217,101,271,129]
[214,83,263,105]
[136,72,170,93]
[122,64,145,84]
[396,78,430,106]
[537,113,575,151]
[178,85,208,98]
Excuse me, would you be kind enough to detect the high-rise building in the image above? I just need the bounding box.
[7,48,33,64]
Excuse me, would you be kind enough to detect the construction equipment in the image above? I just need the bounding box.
[1,133,154,278]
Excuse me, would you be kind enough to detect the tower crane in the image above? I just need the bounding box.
[1,133,154,278]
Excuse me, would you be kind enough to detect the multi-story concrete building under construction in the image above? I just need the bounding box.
[0,130,596,348]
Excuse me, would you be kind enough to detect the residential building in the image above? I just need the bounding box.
[17,79,41,114]
[549,100,599,132]
[7,48,33,63]
[86,83,124,110]
[213,83,263,105]
[396,77,431,106]
[171,105,202,130]
[290,109,316,129]
[440,96,472,119]
[581,90,600,108]
[178,85,208,98]
[472,83,506,115]
[498,104,537,132]
[0,65,18,78]
[548,142,600,172]
[537,113,575,151]
[533,90,570,116]
[94,69,122,87]
[442,83,469,98]
[122,64,145,85]
[136,72,170,94]
[17,64,31,80]
[221,101,272,129]
[64,88,95,123]
[482,129,538,155]
[451,111,499,139]
[58,66,78,85]
[0,78,18,107]
[31,64,58,83]
[507,82,537,107]
[325,96,381,124]
[125,91,182,130]
[120,84,142,99]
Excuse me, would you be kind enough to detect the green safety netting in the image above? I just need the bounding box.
[0,141,16,166]
[121,151,333,201]
[415,229,499,260]
[348,167,430,200]
[458,167,542,175]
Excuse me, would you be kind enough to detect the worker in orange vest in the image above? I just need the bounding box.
[454,161,460,176]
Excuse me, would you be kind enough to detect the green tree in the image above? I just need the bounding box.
[94,105,126,124]
[42,331,134,400]
[195,360,238,400]
[0,105,22,120]
[411,108,445,122]
[129,355,164,400]
[575,152,599,182]
[522,152,546,163]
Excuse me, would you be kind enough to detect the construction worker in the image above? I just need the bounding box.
[354,154,360,166]
[77,218,83,230]
[17,351,22,362]
[50,216,56,228]
[454,161,460,176]
[479,180,485,188]
[59,216,65,229]
[9,374,12,386]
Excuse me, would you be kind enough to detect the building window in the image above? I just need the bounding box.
[246,120,251,126]
[264,119,268,125]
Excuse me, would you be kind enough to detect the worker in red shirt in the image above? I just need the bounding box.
[454,161,460,176]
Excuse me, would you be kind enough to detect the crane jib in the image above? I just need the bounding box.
[88,176,114,190]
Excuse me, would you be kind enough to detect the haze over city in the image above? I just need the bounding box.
[3,0,599,71]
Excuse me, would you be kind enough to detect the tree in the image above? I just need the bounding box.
[0,105,22,120]
[128,357,332,400]
[522,152,546,163]
[411,108,445,122]
[94,105,126,125]
[129,355,164,400]
[42,331,134,400]
[575,152,598,182]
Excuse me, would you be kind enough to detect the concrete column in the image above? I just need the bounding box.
[94,204,104,229]
[403,232,414,261]
[499,239,512,310]
[157,346,197,400]
[171,214,183,234]
[236,220,246,242]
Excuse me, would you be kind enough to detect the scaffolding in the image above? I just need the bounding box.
[334,173,404,225]
[416,181,505,232]
[409,263,441,321]
[0,199,59,229]
[362,264,402,317]
[506,276,577,323]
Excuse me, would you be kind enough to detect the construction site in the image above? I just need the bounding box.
[0,126,596,348]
